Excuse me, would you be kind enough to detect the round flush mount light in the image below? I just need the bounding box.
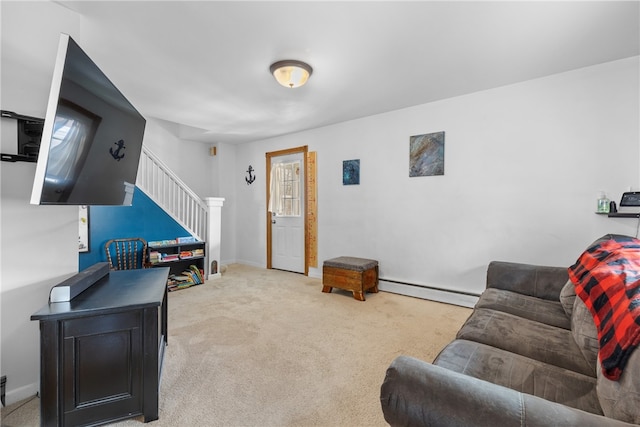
[269,60,313,88]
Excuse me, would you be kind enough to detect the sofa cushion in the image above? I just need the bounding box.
[559,279,576,318]
[571,297,599,375]
[433,339,603,415]
[456,308,593,376]
[476,288,570,329]
[486,261,569,300]
[597,348,640,424]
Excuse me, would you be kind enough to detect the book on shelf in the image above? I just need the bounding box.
[148,239,178,247]
[182,267,202,285]
[161,254,180,262]
[166,265,205,291]
[176,236,198,244]
[152,236,200,247]
[149,251,161,264]
[179,249,204,259]
[188,265,204,283]
[167,274,195,291]
[168,281,195,291]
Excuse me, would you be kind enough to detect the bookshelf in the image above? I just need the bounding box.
[147,240,206,291]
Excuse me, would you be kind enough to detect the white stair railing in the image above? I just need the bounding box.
[136,146,208,242]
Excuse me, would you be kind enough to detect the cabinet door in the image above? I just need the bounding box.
[62,311,143,426]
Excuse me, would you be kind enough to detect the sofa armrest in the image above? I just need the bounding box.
[380,356,633,427]
[486,261,568,300]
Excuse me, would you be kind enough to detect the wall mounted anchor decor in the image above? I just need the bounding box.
[245,165,256,185]
[110,139,126,161]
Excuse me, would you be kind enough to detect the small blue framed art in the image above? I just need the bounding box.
[343,159,360,185]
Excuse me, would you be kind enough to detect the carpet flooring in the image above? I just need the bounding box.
[1,264,471,427]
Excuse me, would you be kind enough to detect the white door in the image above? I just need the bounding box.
[269,153,305,273]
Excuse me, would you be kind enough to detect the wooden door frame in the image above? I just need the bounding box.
[266,145,309,275]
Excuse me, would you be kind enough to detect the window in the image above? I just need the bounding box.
[269,161,301,216]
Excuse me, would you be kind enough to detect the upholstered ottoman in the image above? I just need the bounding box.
[322,257,379,301]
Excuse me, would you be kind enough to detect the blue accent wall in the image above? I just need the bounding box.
[79,187,190,270]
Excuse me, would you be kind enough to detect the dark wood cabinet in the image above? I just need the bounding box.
[31,267,169,427]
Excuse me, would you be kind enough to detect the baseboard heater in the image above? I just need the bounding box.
[378,277,480,308]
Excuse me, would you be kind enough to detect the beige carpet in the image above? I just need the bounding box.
[1,264,471,427]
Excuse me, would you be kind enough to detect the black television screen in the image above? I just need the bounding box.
[30,33,146,205]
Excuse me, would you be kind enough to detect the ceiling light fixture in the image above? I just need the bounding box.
[270,60,313,89]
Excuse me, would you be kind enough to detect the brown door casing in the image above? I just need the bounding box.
[266,145,309,275]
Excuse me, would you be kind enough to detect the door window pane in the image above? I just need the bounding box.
[273,161,301,216]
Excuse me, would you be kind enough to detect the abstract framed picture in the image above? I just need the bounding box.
[343,159,360,185]
[409,131,445,177]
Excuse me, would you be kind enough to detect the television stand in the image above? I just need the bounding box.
[31,266,169,426]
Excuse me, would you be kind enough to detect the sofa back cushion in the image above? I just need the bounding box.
[570,297,599,375]
[597,348,640,424]
[559,279,576,318]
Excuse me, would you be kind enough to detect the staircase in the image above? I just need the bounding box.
[136,146,208,241]
[136,146,225,280]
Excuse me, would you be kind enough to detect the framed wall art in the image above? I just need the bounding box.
[343,159,360,185]
[409,131,445,177]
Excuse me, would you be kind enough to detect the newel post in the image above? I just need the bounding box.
[205,197,225,280]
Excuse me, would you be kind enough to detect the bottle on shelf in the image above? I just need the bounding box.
[597,191,610,213]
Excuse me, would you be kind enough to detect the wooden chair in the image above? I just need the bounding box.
[104,237,148,270]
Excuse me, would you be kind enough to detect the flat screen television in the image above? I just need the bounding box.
[30,33,146,205]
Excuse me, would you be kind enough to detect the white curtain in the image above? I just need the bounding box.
[269,161,301,216]
[268,163,285,214]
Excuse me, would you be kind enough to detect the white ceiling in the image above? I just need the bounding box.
[58,1,640,144]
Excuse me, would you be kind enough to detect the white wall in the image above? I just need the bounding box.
[231,143,266,267]
[142,117,217,198]
[1,1,81,404]
[233,57,640,295]
[217,142,237,265]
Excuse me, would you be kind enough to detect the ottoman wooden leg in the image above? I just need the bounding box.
[322,285,333,293]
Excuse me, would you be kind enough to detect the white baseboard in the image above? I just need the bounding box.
[230,259,264,269]
[308,267,321,279]
[5,382,38,406]
[378,280,478,308]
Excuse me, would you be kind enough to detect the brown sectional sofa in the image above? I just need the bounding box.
[381,235,640,426]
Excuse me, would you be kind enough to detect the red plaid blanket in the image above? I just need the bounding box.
[567,235,640,380]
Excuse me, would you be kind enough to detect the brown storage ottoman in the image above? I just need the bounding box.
[322,256,379,301]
